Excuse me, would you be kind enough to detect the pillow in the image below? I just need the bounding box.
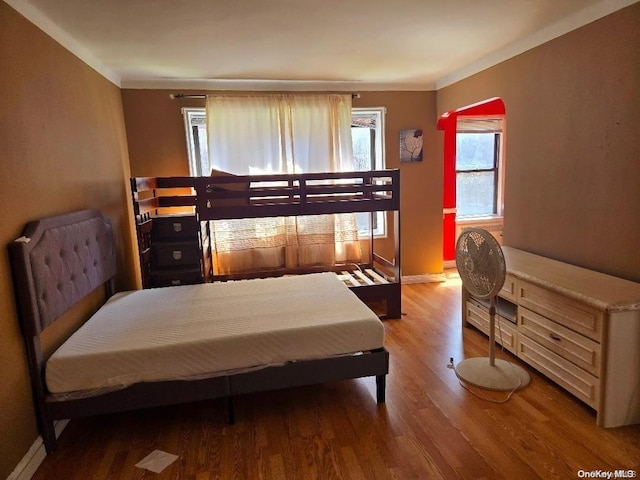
[209,168,249,206]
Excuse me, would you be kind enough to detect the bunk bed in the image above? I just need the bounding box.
[131,169,401,318]
[10,208,389,454]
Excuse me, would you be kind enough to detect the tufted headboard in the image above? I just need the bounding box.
[9,209,116,336]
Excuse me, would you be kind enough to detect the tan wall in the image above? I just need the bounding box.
[355,92,442,276]
[0,3,135,477]
[123,90,443,276]
[437,3,640,283]
[122,90,203,177]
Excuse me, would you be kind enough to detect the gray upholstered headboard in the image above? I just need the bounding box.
[9,209,116,336]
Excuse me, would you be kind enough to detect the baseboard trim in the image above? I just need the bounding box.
[8,420,69,480]
[443,260,456,269]
[402,273,447,284]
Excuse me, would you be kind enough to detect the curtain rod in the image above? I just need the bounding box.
[169,92,361,100]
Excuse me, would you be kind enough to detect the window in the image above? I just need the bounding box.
[351,108,385,171]
[182,105,387,236]
[182,108,208,176]
[455,118,504,218]
[351,107,386,236]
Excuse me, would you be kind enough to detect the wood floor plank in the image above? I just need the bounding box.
[32,278,640,479]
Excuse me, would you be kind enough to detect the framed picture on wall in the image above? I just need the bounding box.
[400,129,423,162]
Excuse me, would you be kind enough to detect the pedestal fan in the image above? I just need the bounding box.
[455,228,530,392]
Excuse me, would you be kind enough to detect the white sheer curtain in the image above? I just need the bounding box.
[207,94,353,173]
[206,94,361,275]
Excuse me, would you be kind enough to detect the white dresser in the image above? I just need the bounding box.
[462,246,640,427]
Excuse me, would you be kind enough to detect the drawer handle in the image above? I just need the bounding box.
[171,280,182,286]
[549,333,562,342]
[173,250,183,260]
[172,223,183,232]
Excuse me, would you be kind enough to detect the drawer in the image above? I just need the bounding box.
[518,281,603,341]
[518,306,601,377]
[149,268,203,287]
[518,335,599,408]
[152,215,199,241]
[466,300,517,353]
[499,273,517,303]
[152,242,202,268]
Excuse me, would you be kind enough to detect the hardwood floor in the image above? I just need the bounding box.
[34,276,640,479]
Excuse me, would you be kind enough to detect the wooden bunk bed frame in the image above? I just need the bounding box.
[131,169,401,318]
[9,209,389,454]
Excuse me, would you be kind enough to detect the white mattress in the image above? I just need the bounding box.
[45,272,384,394]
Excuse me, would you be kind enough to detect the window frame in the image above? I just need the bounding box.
[455,117,505,219]
[350,107,386,171]
[182,107,207,176]
[350,107,387,237]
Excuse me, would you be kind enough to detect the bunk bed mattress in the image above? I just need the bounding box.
[45,272,384,394]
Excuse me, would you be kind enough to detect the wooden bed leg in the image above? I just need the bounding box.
[386,293,402,320]
[227,396,235,425]
[26,338,58,453]
[376,375,386,403]
[41,419,57,454]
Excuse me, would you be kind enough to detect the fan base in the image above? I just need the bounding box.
[455,357,530,392]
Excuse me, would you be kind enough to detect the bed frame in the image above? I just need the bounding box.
[9,209,389,454]
[131,169,401,318]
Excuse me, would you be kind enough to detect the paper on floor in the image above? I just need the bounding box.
[135,449,178,473]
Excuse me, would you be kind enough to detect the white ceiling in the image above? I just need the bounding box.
[6,0,637,91]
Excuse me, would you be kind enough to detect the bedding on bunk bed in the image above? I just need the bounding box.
[45,272,384,396]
